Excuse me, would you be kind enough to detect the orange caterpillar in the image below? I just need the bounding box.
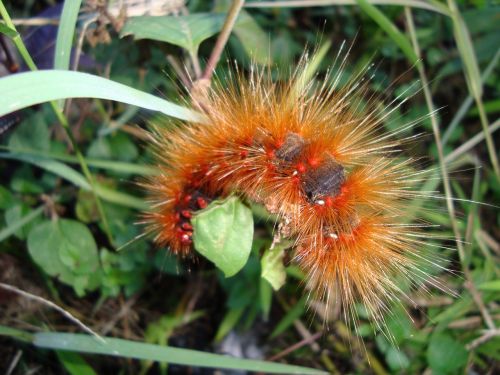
[143,54,442,327]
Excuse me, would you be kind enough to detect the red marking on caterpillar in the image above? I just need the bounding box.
[142,53,449,331]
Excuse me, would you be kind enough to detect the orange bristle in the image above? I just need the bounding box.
[141,56,445,331]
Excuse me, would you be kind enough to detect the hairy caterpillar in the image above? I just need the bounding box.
[142,48,446,330]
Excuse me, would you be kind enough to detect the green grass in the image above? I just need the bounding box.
[0,0,499,374]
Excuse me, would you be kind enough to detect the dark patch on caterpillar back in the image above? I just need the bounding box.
[276,132,306,162]
[302,155,345,202]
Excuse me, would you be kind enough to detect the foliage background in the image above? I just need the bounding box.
[0,0,499,374]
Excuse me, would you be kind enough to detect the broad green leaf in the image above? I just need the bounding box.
[27,219,101,296]
[192,196,253,277]
[427,332,468,374]
[0,70,204,122]
[261,245,287,291]
[121,13,226,55]
[33,332,325,374]
[478,280,500,291]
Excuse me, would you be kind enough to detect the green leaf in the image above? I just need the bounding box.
[0,22,18,38]
[53,0,83,109]
[478,279,500,291]
[427,332,468,374]
[260,245,287,291]
[192,197,254,277]
[27,219,101,296]
[0,70,204,122]
[121,13,226,55]
[54,0,82,70]
[56,351,97,375]
[33,332,325,374]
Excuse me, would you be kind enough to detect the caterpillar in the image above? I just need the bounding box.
[142,48,446,331]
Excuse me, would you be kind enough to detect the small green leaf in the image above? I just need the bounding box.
[27,219,101,295]
[261,245,287,291]
[427,332,468,374]
[121,14,226,55]
[478,279,500,291]
[192,196,253,277]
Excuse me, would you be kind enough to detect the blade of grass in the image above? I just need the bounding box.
[0,70,204,122]
[32,332,325,374]
[0,205,44,242]
[244,0,451,15]
[406,7,497,333]
[54,0,82,70]
[53,0,83,109]
[0,146,157,175]
[0,325,34,343]
[446,0,499,178]
[0,153,147,210]
[356,0,419,66]
[442,48,500,146]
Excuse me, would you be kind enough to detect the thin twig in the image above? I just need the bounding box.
[466,329,500,350]
[267,331,323,361]
[167,54,191,88]
[0,282,105,342]
[6,350,22,375]
[11,17,60,26]
[201,0,244,81]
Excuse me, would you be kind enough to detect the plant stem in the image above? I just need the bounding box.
[0,0,113,245]
[201,0,244,81]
